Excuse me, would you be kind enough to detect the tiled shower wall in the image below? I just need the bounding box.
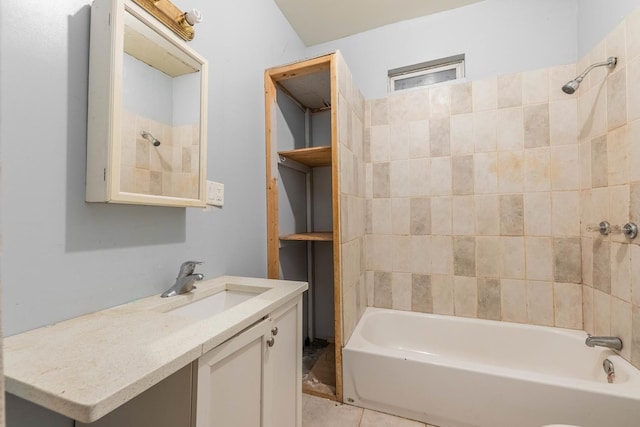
[579,6,640,368]
[364,63,585,331]
[363,4,640,370]
[337,52,367,344]
[120,111,200,199]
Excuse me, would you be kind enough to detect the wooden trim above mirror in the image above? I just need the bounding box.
[132,0,195,41]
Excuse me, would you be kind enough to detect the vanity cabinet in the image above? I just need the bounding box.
[196,297,302,427]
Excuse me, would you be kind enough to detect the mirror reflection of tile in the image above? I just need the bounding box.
[121,110,200,199]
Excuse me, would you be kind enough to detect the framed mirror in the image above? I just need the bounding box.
[87,0,208,207]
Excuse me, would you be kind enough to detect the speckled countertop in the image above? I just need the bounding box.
[3,276,307,423]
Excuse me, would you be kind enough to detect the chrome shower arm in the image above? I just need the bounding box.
[575,57,617,82]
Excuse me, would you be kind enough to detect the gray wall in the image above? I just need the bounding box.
[577,0,640,57]
[307,0,579,99]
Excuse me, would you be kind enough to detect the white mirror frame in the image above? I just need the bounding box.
[87,0,208,207]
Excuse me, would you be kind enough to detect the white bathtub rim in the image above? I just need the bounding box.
[344,308,640,400]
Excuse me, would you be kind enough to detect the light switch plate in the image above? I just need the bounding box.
[206,181,224,206]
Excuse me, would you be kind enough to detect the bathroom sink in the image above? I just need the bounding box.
[166,288,266,320]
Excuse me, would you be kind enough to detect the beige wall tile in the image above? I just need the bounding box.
[405,89,431,121]
[579,140,592,190]
[476,194,500,236]
[451,82,473,115]
[524,147,551,191]
[411,274,433,313]
[611,297,632,361]
[526,237,553,281]
[453,196,476,236]
[549,99,578,146]
[501,279,527,323]
[583,285,594,333]
[607,68,627,131]
[367,235,393,271]
[478,278,502,320]
[498,150,524,193]
[371,99,388,126]
[593,238,612,294]
[607,20,627,68]
[372,162,391,198]
[500,237,525,279]
[594,289,611,335]
[550,145,580,190]
[411,236,431,274]
[524,104,550,148]
[497,73,522,109]
[388,92,411,125]
[371,198,392,234]
[629,120,640,183]
[409,158,430,197]
[500,194,524,236]
[136,139,150,170]
[522,68,549,105]
[370,125,390,162]
[410,197,431,235]
[610,242,631,302]
[392,198,411,235]
[591,135,608,188]
[450,114,474,155]
[430,118,451,157]
[430,85,451,118]
[431,197,452,236]
[134,168,151,194]
[392,272,412,310]
[473,110,497,153]
[554,282,583,329]
[631,182,640,224]
[430,157,452,196]
[474,153,499,194]
[452,155,474,195]
[431,275,454,315]
[626,7,640,60]
[392,235,412,273]
[409,120,430,159]
[632,306,640,368]
[553,237,582,283]
[582,237,594,287]
[631,244,640,306]
[374,271,393,308]
[366,271,374,306]
[497,107,524,151]
[431,235,453,275]
[552,191,580,236]
[389,124,410,161]
[390,160,410,197]
[524,192,551,236]
[527,280,554,326]
[591,187,611,226]
[454,276,478,317]
[607,125,629,186]
[476,236,500,277]
[454,236,476,276]
[628,57,640,122]
[472,77,497,112]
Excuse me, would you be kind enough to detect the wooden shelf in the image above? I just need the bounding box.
[278,146,332,168]
[280,232,333,242]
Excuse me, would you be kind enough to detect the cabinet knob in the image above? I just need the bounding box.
[267,337,275,347]
[271,327,278,336]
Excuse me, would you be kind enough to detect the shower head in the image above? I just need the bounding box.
[562,56,617,94]
[141,131,161,147]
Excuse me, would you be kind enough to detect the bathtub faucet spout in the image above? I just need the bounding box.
[585,334,623,351]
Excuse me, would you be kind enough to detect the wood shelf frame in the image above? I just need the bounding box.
[279,232,333,242]
[278,146,332,168]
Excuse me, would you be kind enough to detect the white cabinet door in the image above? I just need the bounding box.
[263,298,302,427]
[196,318,270,427]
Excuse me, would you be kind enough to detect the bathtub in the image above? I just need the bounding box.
[342,308,640,427]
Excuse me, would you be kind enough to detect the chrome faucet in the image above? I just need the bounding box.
[585,334,623,351]
[161,261,204,298]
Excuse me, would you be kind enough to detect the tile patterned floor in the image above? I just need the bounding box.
[302,394,438,427]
